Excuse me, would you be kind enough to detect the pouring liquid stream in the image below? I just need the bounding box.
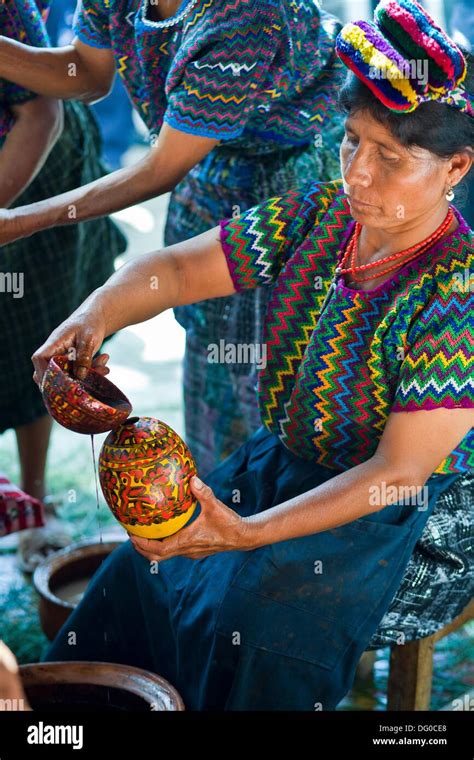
[90,434,110,705]
[90,434,102,545]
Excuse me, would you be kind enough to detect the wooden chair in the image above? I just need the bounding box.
[386,598,474,710]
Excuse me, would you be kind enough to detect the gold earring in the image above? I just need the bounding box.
[446,185,455,202]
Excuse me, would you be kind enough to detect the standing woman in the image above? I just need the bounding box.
[0,0,345,475]
[0,0,126,567]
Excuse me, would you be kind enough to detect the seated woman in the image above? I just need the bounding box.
[32,0,473,711]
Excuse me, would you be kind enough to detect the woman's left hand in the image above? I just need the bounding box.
[129,476,255,561]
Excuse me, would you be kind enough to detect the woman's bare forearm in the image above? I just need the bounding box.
[243,454,425,549]
[31,226,235,381]
[0,98,63,207]
[87,250,185,336]
[7,125,217,243]
[11,152,175,239]
[75,229,235,337]
[0,38,108,100]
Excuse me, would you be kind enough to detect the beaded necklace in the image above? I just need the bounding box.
[318,207,454,314]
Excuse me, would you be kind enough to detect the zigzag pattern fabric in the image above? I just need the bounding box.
[73,0,345,149]
[220,180,474,474]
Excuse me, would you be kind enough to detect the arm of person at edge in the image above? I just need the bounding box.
[0,96,63,208]
[0,641,30,711]
[30,226,474,560]
[0,38,218,242]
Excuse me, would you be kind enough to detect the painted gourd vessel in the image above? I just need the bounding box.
[41,356,132,435]
[99,417,197,539]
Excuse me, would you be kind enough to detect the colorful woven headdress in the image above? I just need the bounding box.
[336,0,474,117]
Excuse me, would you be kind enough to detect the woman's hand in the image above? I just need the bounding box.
[31,305,108,385]
[130,476,255,561]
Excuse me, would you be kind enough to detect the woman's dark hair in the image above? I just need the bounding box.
[338,51,474,164]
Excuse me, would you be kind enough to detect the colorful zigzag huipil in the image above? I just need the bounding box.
[73,0,344,149]
[220,180,474,474]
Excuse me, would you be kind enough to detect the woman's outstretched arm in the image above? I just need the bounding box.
[31,226,236,382]
[0,123,218,246]
[239,407,473,547]
[130,406,474,560]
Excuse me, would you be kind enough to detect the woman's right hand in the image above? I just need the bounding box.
[31,307,109,386]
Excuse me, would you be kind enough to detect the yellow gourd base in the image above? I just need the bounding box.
[122,502,197,539]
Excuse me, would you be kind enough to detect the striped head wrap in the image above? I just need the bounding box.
[336,0,474,117]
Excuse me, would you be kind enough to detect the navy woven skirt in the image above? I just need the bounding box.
[44,426,460,710]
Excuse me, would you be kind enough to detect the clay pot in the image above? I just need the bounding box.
[20,662,184,711]
[41,355,132,434]
[99,417,197,539]
[33,539,126,641]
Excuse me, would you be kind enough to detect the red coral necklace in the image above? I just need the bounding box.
[318,207,454,316]
[338,207,454,284]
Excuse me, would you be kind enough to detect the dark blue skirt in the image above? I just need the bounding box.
[44,426,460,710]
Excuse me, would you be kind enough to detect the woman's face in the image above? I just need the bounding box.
[340,110,451,229]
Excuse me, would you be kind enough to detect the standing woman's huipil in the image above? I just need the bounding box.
[73,0,346,475]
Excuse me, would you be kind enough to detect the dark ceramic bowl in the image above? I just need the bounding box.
[41,355,132,434]
[20,662,185,711]
[33,538,126,641]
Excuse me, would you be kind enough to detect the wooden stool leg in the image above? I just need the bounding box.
[387,636,435,711]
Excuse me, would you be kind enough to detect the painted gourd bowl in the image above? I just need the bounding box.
[41,355,132,435]
[98,417,197,539]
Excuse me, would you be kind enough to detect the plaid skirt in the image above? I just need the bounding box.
[0,101,127,432]
[370,470,474,647]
